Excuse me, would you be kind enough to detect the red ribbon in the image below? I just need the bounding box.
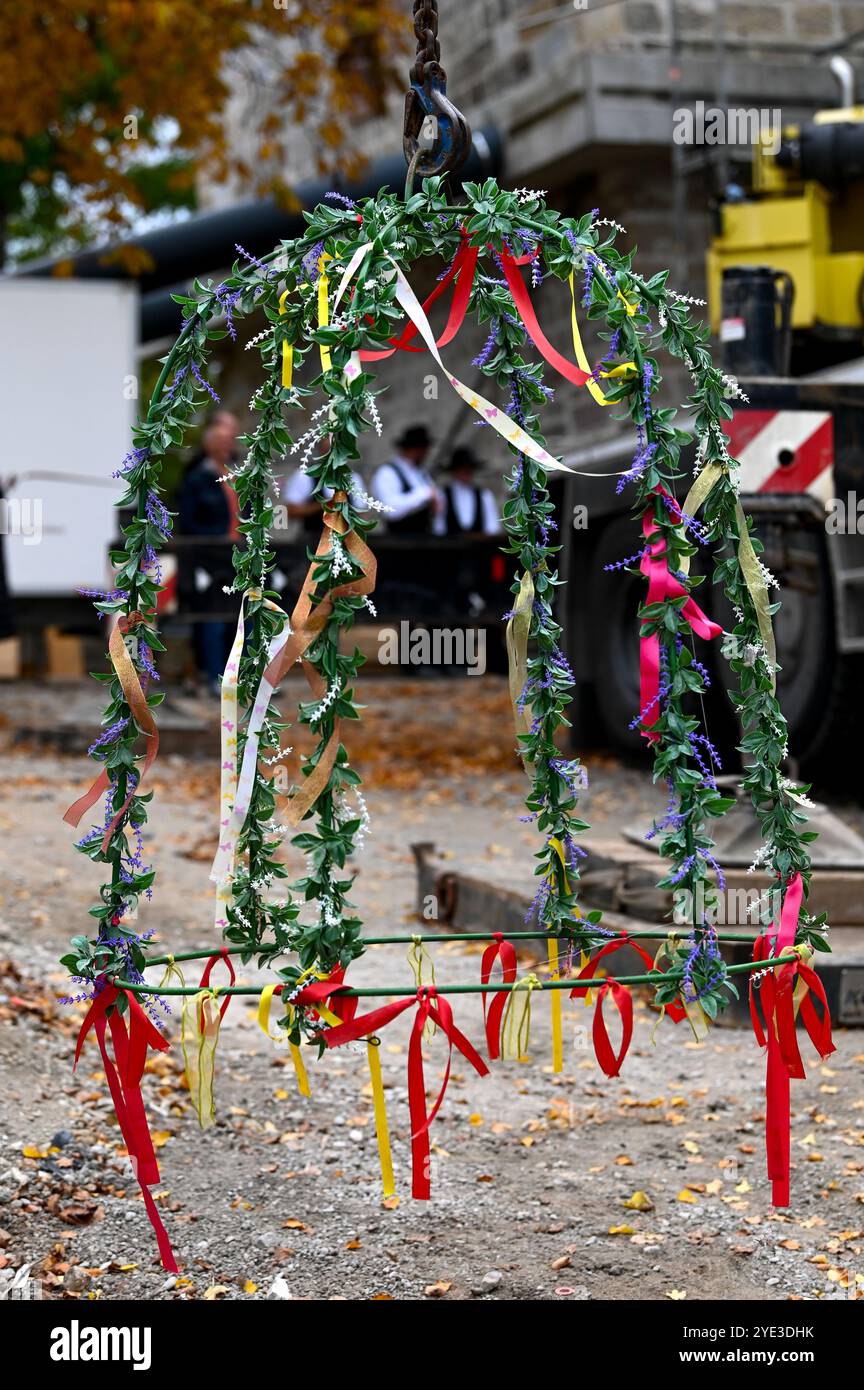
[75,983,178,1272]
[749,873,834,1207]
[480,932,517,1059]
[321,986,488,1199]
[639,496,722,742]
[569,933,655,996]
[591,978,633,1078]
[198,948,236,1022]
[359,233,479,361]
[293,965,358,1025]
[498,247,591,387]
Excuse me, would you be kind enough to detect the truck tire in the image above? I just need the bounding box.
[588,514,648,753]
[709,521,835,770]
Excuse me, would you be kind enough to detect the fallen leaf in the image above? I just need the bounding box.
[666,1289,687,1300]
[677,1189,698,1205]
[622,1190,654,1212]
[424,1281,452,1298]
[203,1285,229,1301]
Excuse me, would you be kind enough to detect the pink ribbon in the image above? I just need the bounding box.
[639,495,722,742]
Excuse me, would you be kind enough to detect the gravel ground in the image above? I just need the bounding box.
[0,678,861,1302]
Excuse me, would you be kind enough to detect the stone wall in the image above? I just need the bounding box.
[205,1,864,496]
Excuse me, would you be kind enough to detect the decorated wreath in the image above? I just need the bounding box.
[60,80,834,1273]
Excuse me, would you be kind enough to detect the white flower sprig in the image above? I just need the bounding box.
[307,679,340,726]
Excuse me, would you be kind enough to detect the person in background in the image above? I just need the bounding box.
[433,446,501,536]
[283,461,366,534]
[372,424,441,534]
[178,410,240,693]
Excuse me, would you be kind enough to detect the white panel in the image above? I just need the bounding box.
[0,279,137,596]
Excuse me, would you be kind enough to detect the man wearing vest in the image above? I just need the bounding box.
[433,446,501,536]
[372,424,441,534]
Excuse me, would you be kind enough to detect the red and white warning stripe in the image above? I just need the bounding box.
[155,554,178,615]
[723,410,834,503]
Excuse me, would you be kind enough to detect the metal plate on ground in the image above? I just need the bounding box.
[839,968,864,1024]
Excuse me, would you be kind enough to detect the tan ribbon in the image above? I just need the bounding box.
[678,462,777,692]
[506,570,535,767]
[181,989,223,1131]
[500,973,542,1061]
[265,496,376,827]
[63,612,160,851]
[408,936,437,1041]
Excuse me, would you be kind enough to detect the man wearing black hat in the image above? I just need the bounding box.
[372,424,441,534]
[433,446,501,536]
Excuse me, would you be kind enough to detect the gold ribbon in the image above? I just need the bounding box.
[408,936,437,1041]
[734,500,777,691]
[678,462,777,692]
[506,570,535,766]
[181,989,222,1130]
[366,1039,396,1202]
[500,974,542,1061]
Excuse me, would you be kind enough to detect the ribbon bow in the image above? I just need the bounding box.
[74,983,177,1272]
[321,986,489,1199]
[570,935,655,1077]
[749,872,834,1206]
[480,933,517,1059]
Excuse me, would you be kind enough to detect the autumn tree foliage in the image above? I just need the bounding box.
[0,0,406,267]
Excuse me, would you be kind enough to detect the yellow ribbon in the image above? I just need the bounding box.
[278,289,294,388]
[568,273,638,406]
[549,834,588,1021]
[257,983,310,1097]
[366,1039,396,1202]
[546,938,564,1073]
[317,253,332,372]
[181,989,222,1130]
[158,955,185,992]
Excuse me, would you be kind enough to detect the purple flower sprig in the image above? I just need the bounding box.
[604,545,650,573]
[190,360,220,405]
[235,243,275,280]
[301,240,326,283]
[616,440,657,495]
[324,191,356,210]
[473,321,500,369]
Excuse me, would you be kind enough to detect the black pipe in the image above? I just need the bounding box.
[15,128,503,342]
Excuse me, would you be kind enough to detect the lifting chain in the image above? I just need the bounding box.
[403,0,471,190]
